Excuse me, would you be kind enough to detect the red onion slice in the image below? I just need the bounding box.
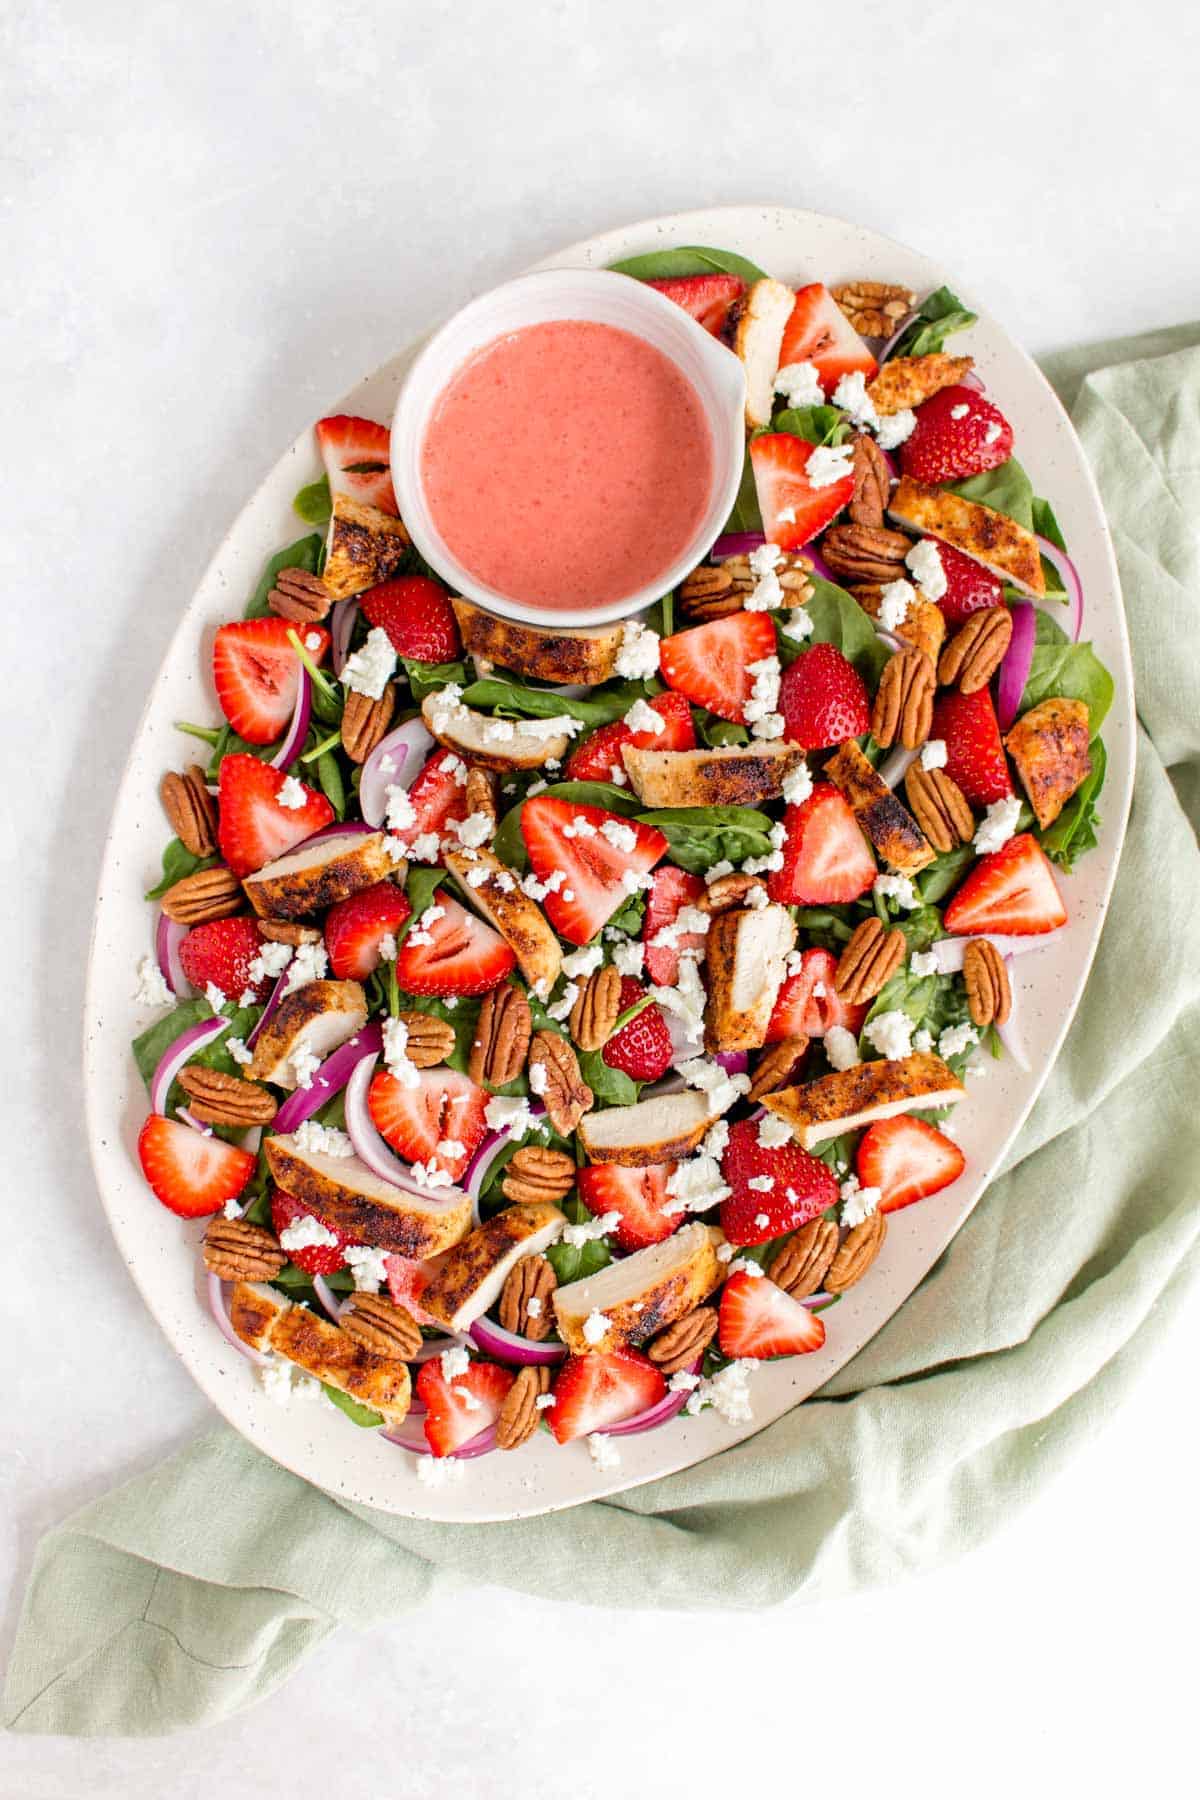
[470,1316,567,1366]
[270,1022,383,1134]
[878,746,919,790]
[994,957,1030,1070]
[343,1053,471,1208]
[996,599,1036,731]
[246,970,289,1049]
[207,1273,270,1366]
[358,718,437,828]
[150,1016,229,1115]
[925,935,1053,975]
[269,666,312,771]
[713,1050,749,1077]
[330,598,359,676]
[876,312,919,364]
[710,530,766,559]
[959,369,986,393]
[408,1332,472,1364]
[155,912,193,997]
[176,1106,213,1136]
[312,1275,345,1321]
[1035,535,1084,642]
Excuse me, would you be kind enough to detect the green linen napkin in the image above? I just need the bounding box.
[7,327,1199,1738]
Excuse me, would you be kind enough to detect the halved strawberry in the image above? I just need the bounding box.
[749,433,856,550]
[576,1162,677,1251]
[367,1063,489,1180]
[930,688,1014,807]
[943,833,1067,936]
[901,385,1014,485]
[659,612,777,723]
[315,414,398,515]
[384,1253,444,1327]
[564,692,696,784]
[767,785,876,906]
[549,1349,666,1445]
[778,283,877,392]
[324,881,411,979]
[778,642,870,749]
[717,1270,826,1358]
[641,865,707,985]
[212,618,330,746]
[359,576,459,663]
[269,1186,356,1274]
[766,946,867,1042]
[932,541,1005,627]
[644,272,746,337]
[216,754,334,878]
[415,1357,515,1457]
[179,915,271,1003]
[602,977,673,1083]
[404,747,470,849]
[520,796,668,946]
[719,1116,839,1245]
[137,1114,255,1218]
[856,1116,965,1214]
[393,892,515,995]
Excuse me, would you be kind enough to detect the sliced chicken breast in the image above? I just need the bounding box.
[264,1133,472,1258]
[553,1221,721,1354]
[420,1202,566,1333]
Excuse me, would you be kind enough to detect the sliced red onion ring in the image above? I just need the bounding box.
[876,312,919,363]
[150,1016,229,1115]
[301,819,378,846]
[330,598,359,676]
[269,666,312,771]
[459,1105,548,1225]
[710,530,766,559]
[246,970,289,1049]
[997,599,1036,731]
[875,628,905,655]
[207,1273,269,1366]
[176,1106,213,1136]
[382,1422,497,1458]
[926,935,1054,975]
[470,1315,567,1366]
[271,1023,383,1134]
[155,912,192,997]
[312,1275,345,1321]
[878,746,919,790]
[1035,535,1084,642]
[408,1331,472,1364]
[343,1054,472,1207]
[994,957,1030,1070]
[359,717,437,828]
[713,1050,749,1077]
[959,369,986,393]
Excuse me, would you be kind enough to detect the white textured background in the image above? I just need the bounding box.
[2,0,1196,1791]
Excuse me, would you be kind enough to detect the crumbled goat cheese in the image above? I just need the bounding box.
[582,1309,611,1347]
[279,1212,340,1253]
[950,403,970,420]
[703,1117,730,1160]
[561,814,598,839]
[292,1119,355,1158]
[705,860,734,883]
[745,541,786,611]
[649,905,710,949]
[223,1197,244,1220]
[663,1154,729,1216]
[668,1370,702,1393]
[774,360,825,407]
[276,774,307,810]
[754,1212,771,1228]
[984,421,1003,444]
[623,698,664,735]
[382,1015,420,1089]
[344,1245,390,1292]
[600,818,638,854]
[526,779,548,798]
[248,940,294,986]
[729,1255,766,1278]
[878,578,915,632]
[561,1210,619,1248]
[873,873,919,910]
[134,956,173,1008]
[824,1024,861,1070]
[282,941,328,995]
[906,538,947,601]
[913,1027,934,1054]
[757,1113,794,1149]
[436,1138,466,1160]
[716,1241,735,1263]
[258,1356,322,1407]
[404,832,441,864]
[483,718,515,743]
[864,1009,915,1061]
[611,938,645,979]
[226,1036,253,1067]
[453,811,492,850]
[938,1023,979,1059]
[614,620,660,679]
[526,1060,549,1098]
[782,605,814,641]
[405,902,445,948]
[650,956,706,1049]
[484,1094,534,1138]
[782,761,814,806]
[840,1173,881,1227]
[561,943,604,980]
[289,1046,321,1090]
[411,1161,453,1189]
[525,1296,544,1319]
[832,369,879,430]
[341,625,397,699]
[747,1174,775,1193]
[806,442,856,489]
[744,883,770,909]
[677,1056,750,1117]
[545,981,579,1023]
[440,1346,470,1382]
[621,868,653,894]
[974,795,1023,856]
[920,738,948,771]
[588,1432,621,1471]
[534,1391,555,1410]
[384,785,417,833]
[744,655,783,739]
[875,408,917,450]
[377,933,397,961]
[684,1359,756,1424]
[910,950,940,978]
[417,1455,464,1486]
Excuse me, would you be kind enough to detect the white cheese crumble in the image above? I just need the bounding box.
[292,1119,354,1158]
[840,1173,881,1228]
[561,943,604,980]
[341,625,397,699]
[133,955,172,1008]
[588,1432,621,1471]
[747,1174,775,1193]
[561,1210,619,1248]
[382,1015,420,1089]
[600,818,638,853]
[875,408,917,450]
[663,1153,729,1216]
[534,1391,555,1410]
[561,814,597,839]
[344,1245,390,1292]
[913,1027,934,1054]
[782,605,814,642]
[909,950,939,978]
[582,1309,611,1347]
[938,1022,979,1059]
[484,1094,534,1138]
[204,980,229,1014]
[973,795,1022,856]
[950,403,970,420]
[275,774,307,811]
[623,698,664,736]
[782,760,814,806]
[920,738,948,771]
[805,442,855,489]
[906,538,947,601]
[258,1355,322,1407]
[878,578,915,632]
[440,1346,471,1382]
[289,1046,321,1089]
[744,655,783,740]
[282,941,328,995]
[452,811,492,850]
[684,1359,756,1425]
[384,785,417,834]
[757,1112,795,1149]
[873,873,919,911]
[614,620,661,679]
[824,1024,861,1070]
[279,1212,340,1253]
[774,360,824,407]
[832,369,879,430]
[226,1035,253,1066]
[545,981,579,1023]
[745,541,786,612]
[863,1009,915,1061]
[611,938,645,978]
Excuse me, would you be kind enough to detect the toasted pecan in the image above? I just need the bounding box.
[396,1009,456,1069]
[963,938,1012,1028]
[340,685,396,763]
[267,565,332,623]
[468,984,532,1087]
[820,523,912,584]
[938,606,1013,693]
[831,280,916,337]
[202,1216,286,1282]
[256,917,324,946]
[678,563,743,621]
[871,648,935,750]
[835,917,906,1005]
[849,433,891,529]
[770,1219,839,1298]
[826,1212,887,1291]
[904,762,974,854]
[498,1252,558,1341]
[496,1364,552,1450]
[340,1292,424,1359]
[176,1065,278,1125]
[698,872,768,915]
[529,1031,592,1135]
[501,1145,577,1206]
[646,1305,719,1374]
[747,1037,808,1102]
[158,865,244,924]
[569,965,622,1052]
[160,765,217,858]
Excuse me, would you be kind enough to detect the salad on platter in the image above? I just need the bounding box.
[129,249,1114,1485]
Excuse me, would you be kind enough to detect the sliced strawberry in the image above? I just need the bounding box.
[932,541,1005,627]
[404,747,471,850]
[415,1357,514,1457]
[718,1270,826,1358]
[856,1116,965,1214]
[367,1064,489,1179]
[179,915,271,1003]
[137,1114,255,1218]
[212,618,330,747]
[767,785,876,906]
[549,1349,666,1445]
[644,273,745,337]
[778,642,870,749]
[393,892,515,995]
[719,1116,839,1245]
[778,283,877,392]
[943,833,1067,936]
[602,977,673,1083]
[324,881,411,980]
[315,414,398,515]
[641,865,707,985]
[930,688,1014,807]
[749,433,856,550]
[384,1253,444,1328]
[359,576,460,663]
[901,385,1015,485]
[520,795,668,946]
[216,754,334,878]
[766,946,867,1042]
[564,692,696,784]
[659,612,777,723]
[269,1186,357,1274]
[576,1162,677,1251]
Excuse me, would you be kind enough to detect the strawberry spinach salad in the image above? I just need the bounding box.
[130,250,1113,1483]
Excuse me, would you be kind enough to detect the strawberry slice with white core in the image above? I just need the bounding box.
[641,865,707,986]
[549,1349,666,1445]
[658,611,778,724]
[856,1116,965,1213]
[367,1064,489,1181]
[401,747,471,851]
[766,946,867,1042]
[749,433,856,551]
[576,1162,677,1251]
[778,283,877,393]
[943,833,1067,937]
[212,618,330,747]
[520,795,668,946]
[717,1270,827,1359]
[644,273,746,337]
[137,1114,256,1218]
[315,414,398,515]
[415,1358,515,1457]
[766,785,876,907]
[393,892,516,995]
[324,881,412,979]
[216,753,334,879]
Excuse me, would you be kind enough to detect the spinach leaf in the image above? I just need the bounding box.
[947,458,1034,531]
[772,404,847,446]
[402,657,468,702]
[696,714,751,748]
[131,999,262,1116]
[321,1385,384,1428]
[893,285,977,358]
[244,534,323,620]
[1031,495,1067,552]
[917,843,975,905]
[315,750,346,819]
[607,244,767,283]
[461,677,649,729]
[1038,737,1106,871]
[797,578,891,685]
[145,837,216,900]
[577,1048,639,1109]
[545,1197,614,1285]
[792,905,856,946]
[604,892,646,937]
[396,866,447,947]
[723,444,764,534]
[636,806,774,873]
[293,476,332,526]
[1019,610,1114,731]
[493,780,641,874]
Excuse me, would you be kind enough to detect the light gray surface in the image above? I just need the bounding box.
[1,0,1195,1789]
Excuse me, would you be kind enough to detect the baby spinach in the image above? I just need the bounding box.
[293,475,332,526]
[132,998,263,1118]
[315,750,346,819]
[696,714,751,749]
[402,657,467,701]
[1019,611,1114,731]
[1031,495,1067,553]
[892,285,977,358]
[145,837,216,901]
[461,677,650,729]
[1038,737,1106,871]
[723,445,764,534]
[545,1196,613,1286]
[635,805,774,873]
[578,1047,640,1109]
[607,244,767,283]
[243,533,323,620]
[947,457,1034,531]
[772,404,846,446]
[321,1386,384,1428]
[792,578,891,685]
[917,843,975,905]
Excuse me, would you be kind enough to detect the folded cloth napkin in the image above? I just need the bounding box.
[7,326,1200,1737]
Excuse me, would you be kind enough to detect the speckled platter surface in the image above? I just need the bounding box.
[83,206,1134,1520]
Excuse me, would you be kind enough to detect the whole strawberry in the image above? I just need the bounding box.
[719,1117,839,1245]
[778,642,870,750]
[359,576,460,663]
[933,541,1005,627]
[602,977,674,1083]
[179,916,271,1003]
[270,1187,355,1275]
[901,384,1014,484]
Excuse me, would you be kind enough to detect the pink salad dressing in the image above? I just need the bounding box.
[420,319,714,611]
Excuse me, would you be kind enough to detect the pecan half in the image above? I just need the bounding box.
[177,1065,278,1125]
[340,1292,423,1359]
[340,684,396,763]
[835,917,906,1004]
[160,765,217,858]
[747,1037,807,1102]
[569,965,621,1052]
[938,606,1013,693]
[397,1009,456,1069]
[464,766,499,829]
[256,917,324,946]
[679,563,742,621]
[501,1145,577,1205]
[496,1364,552,1450]
[831,280,917,337]
[963,938,1012,1028]
[158,865,244,924]
[529,1031,592,1135]
[202,1216,286,1281]
[826,1211,887,1292]
[646,1305,718,1374]
[498,1252,557,1341]
[468,984,531,1087]
[849,433,891,528]
[770,1219,839,1298]
[821,523,912,584]
[871,648,935,749]
[267,565,332,623]
[904,762,974,854]
[698,872,768,915]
